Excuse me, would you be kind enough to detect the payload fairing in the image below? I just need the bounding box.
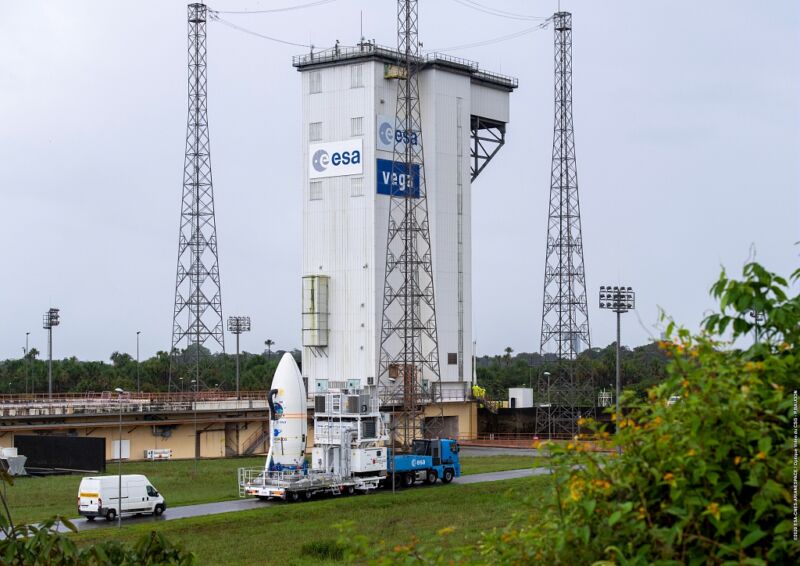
[265,353,307,471]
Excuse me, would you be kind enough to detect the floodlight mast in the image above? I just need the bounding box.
[227,316,251,400]
[598,286,635,453]
[42,308,60,400]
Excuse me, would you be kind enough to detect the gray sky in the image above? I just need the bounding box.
[1,0,798,362]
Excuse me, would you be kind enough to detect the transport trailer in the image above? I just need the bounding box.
[387,438,461,488]
[238,468,383,501]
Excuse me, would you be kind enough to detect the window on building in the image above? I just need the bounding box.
[310,180,323,201]
[447,353,458,365]
[350,116,363,137]
[351,176,363,197]
[309,121,322,141]
[309,71,322,94]
[350,65,363,88]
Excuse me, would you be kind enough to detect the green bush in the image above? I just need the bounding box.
[342,261,800,564]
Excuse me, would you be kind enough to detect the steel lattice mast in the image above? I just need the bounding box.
[378,0,443,447]
[538,12,591,437]
[171,3,225,377]
[540,11,590,359]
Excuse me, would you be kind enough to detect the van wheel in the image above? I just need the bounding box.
[105,509,116,522]
[154,504,165,516]
[425,471,438,485]
[86,516,96,522]
[289,491,300,503]
[402,473,415,488]
[442,468,454,484]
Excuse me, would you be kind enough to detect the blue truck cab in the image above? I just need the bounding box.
[388,438,461,488]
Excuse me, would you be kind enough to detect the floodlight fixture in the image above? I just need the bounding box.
[43,308,60,399]
[227,315,252,400]
[598,285,636,454]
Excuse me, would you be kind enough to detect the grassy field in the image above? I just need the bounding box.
[73,475,550,565]
[6,454,539,525]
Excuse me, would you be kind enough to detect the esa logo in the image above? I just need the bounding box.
[309,140,363,179]
[311,148,361,173]
[377,115,419,152]
[412,459,427,467]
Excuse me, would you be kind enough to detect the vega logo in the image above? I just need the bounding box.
[376,158,420,198]
[376,115,420,152]
[308,139,363,179]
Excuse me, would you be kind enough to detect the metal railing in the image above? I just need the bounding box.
[292,41,518,89]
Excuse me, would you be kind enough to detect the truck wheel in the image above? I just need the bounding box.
[425,471,438,485]
[346,485,355,496]
[303,490,313,501]
[402,473,415,488]
[442,468,454,484]
[105,509,116,522]
[289,491,300,503]
[154,504,165,516]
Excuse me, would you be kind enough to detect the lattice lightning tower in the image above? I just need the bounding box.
[540,11,590,360]
[171,3,225,365]
[378,0,444,447]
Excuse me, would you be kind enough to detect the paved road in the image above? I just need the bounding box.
[460,446,540,457]
[62,467,549,533]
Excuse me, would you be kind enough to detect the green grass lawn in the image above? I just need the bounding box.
[7,454,539,526]
[6,456,264,525]
[73,475,550,565]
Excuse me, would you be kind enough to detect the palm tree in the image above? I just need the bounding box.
[264,339,275,359]
[504,346,514,367]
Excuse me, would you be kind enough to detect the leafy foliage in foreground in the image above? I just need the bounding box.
[0,471,195,565]
[341,261,800,564]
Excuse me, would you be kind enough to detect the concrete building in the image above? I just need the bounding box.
[508,388,534,409]
[293,42,517,428]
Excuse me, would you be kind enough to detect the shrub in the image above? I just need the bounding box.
[342,261,800,564]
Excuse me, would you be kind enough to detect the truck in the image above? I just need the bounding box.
[78,474,165,521]
[237,355,461,501]
[388,438,461,488]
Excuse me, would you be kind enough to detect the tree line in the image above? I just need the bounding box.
[0,340,667,397]
[0,346,299,395]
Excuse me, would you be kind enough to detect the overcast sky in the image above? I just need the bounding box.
[1,0,797,362]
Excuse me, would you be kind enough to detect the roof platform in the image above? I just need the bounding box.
[293,41,518,92]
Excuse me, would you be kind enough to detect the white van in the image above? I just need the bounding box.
[78,474,166,521]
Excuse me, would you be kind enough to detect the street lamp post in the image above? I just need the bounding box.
[227,316,251,400]
[599,285,636,454]
[42,308,60,400]
[136,331,141,393]
[543,371,551,441]
[191,378,198,476]
[114,387,125,528]
[24,332,30,395]
[747,310,765,344]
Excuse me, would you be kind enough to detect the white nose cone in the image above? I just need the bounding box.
[268,353,307,471]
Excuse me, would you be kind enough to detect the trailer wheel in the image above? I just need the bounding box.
[289,491,301,503]
[402,473,415,488]
[105,508,116,522]
[425,471,438,485]
[442,468,454,484]
[303,490,313,501]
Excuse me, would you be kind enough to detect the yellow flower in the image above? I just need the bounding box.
[756,451,766,460]
[734,456,742,465]
[577,417,586,426]
[437,526,455,536]
[687,449,696,457]
[663,472,674,482]
[681,379,689,388]
[706,502,720,520]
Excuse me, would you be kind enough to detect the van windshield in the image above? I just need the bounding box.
[146,485,159,497]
